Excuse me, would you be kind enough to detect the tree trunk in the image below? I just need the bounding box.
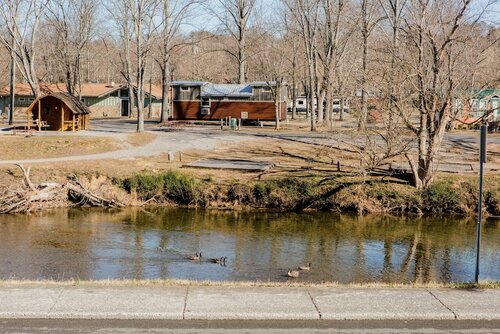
[317,89,325,126]
[160,64,170,123]
[339,97,345,121]
[291,57,297,120]
[358,12,369,131]
[275,83,280,130]
[128,84,135,118]
[9,42,15,126]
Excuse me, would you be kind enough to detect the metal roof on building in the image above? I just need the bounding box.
[170,81,208,86]
[201,84,254,97]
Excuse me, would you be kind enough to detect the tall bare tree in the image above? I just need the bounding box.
[130,0,159,132]
[378,0,407,132]
[399,0,479,188]
[47,0,97,97]
[317,0,355,127]
[0,0,49,98]
[284,0,321,131]
[155,0,198,123]
[210,0,257,83]
[357,0,381,130]
[107,0,136,118]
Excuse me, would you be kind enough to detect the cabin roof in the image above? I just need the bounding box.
[0,82,163,99]
[27,92,91,115]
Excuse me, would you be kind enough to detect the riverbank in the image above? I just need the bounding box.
[2,166,498,215]
[116,170,500,215]
[0,283,499,320]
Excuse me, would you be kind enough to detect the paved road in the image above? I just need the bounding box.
[1,319,500,333]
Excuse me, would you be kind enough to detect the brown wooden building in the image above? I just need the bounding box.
[26,93,90,131]
[170,81,287,121]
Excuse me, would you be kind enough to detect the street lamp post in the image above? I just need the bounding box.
[475,124,487,284]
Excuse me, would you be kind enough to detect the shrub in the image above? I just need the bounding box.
[423,180,461,214]
[121,172,164,200]
[162,170,196,205]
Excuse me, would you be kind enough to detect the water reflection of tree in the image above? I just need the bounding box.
[4,208,497,283]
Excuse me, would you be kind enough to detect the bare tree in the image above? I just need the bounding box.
[47,0,97,97]
[399,0,479,188]
[378,0,407,132]
[357,0,381,130]
[209,0,257,83]
[256,35,288,129]
[107,0,136,118]
[317,0,356,127]
[129,0,160,132]
[155,0,199,123]
[284,0,321,131]
[0,0,49,98]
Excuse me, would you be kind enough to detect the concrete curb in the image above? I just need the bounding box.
[0,285,498,320]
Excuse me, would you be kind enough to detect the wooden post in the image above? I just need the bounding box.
[72,113,75,132]
[37,100,41,131]
[61,105,64,131]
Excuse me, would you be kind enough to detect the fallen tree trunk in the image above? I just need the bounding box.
[67,182,124,208]
[0,165,124,214]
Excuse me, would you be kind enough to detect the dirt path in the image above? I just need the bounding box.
[0,128,257,165]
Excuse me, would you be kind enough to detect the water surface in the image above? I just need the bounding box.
[0,208,498,283]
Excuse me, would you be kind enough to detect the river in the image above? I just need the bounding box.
[0,208,498,283]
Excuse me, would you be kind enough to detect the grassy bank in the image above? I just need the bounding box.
[115,170,500,216]
[0,279,498,289]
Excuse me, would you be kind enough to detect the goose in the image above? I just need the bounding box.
[188,252,202,261]
[287,269,300,278]
[298,263,311,271]
[210,257,227,264]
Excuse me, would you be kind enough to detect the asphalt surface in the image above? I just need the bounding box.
[1,319,500,333]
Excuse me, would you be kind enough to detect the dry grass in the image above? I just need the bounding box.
[0,135,122,160]
[0,279,497,289]
[126,132,157,147]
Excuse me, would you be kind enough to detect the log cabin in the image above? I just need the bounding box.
[26,92,90,131]
[170,81,287,121]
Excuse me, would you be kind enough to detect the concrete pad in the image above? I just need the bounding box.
[185,159,273,171]
[309,288,454,320]
[0,287,62,318]
[49,286,186,319]
[185,286,319,320]
[430,289,500,320]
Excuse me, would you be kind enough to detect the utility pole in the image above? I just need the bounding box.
[475,124,487,284]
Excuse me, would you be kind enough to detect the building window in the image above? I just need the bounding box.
[180,86,190,92]
[28,97,34,102]
[19,97,26,102]
[298,100,304,105]
[110,91,118,97]
[201,97,210,107]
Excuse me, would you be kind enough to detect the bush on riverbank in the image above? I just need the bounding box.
[119,170,198,205]
[117,171,499,215]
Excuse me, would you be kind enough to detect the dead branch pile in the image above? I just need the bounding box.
[0,164,123,214]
